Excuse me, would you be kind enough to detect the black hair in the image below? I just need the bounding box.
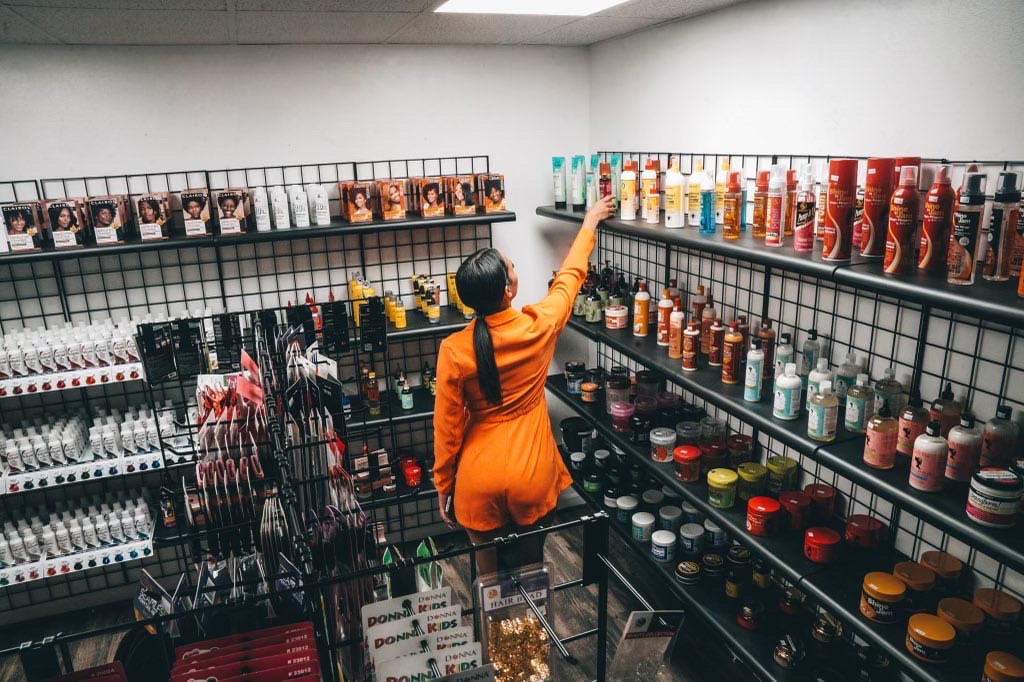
[455,248,508,405]
[217,193,239,208]
[352,188,368,201]
[139,198,162,220]
[424,183,440,201]
[485,180,503,197]
[458,182,474,206]
[50,204,79,229]
[184,195,206,210]
[4,207,32,227]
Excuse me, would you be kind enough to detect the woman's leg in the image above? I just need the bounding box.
[509,509,558,569]
[465,525,511,577]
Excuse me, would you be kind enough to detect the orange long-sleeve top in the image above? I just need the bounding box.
[432,228,595,528]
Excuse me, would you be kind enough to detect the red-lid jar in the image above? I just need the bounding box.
[845,514,886,549]
[673,445,701,483]
[803,483,837,523]
[804,527,841,564]
[747,496,782,537]
[726,434,754,466]
[701,442,728,474]
[779,491,812,531]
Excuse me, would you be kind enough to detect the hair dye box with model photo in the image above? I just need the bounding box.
[179,189,212,237]
[213,188,249,236]
[376,179,407,221]
[339,181,374,223]
[44,197,88,248]
[86,195,130,244]
[477,174,506,213]
[419,177,446,218]
[1,201,44,251]
[446,175,477,216]
[131,193,172,241]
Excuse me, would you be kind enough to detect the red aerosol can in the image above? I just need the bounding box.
[860,157,895,258]
[884,166,920,274]
[823,159,858,261]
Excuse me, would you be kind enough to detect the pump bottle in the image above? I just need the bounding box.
[983,172,1021,282]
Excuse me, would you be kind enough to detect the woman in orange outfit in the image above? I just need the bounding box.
[434,196,614,575]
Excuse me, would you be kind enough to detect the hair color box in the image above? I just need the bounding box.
[44,198,87,248]
[132,193,171,241]
[180,189,211,237]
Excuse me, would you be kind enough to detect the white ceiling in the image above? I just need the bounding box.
[0,0,742,46]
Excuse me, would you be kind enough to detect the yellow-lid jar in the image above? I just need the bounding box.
[905,613,956,664]
[860,572,906,624]
[766,455,798,494]
[707,468,738,510]
[736,462,768,500]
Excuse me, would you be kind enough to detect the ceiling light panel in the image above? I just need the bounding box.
[435,0,628,17]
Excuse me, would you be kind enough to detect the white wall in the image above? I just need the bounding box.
[0,43,591,310]
[589,0,1024,159]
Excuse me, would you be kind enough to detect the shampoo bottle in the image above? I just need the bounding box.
[632,282,650,337]
[774,332,794,378]
[668,305,685,359]
[801,329,821,390]
[773,363,801,421]
[723,172,742,240]
[664,159,685,228]
[552,156,567,209]
[834,352,861,400]
[909,422,948,492]
[699,169,716,233]
[945,415,983,483]
[806,358,832,413]
[897,393,929,458]
[980,406,1018,467]
[784,168,798,237]
[722,321,743,385]
[808,380,839,442]
[874,368,904,414]
[641,160,657,221]
[687,160,706,227]
[929,383,962,437]
[656,289,674,347]
[844,373,875,434]
[744,339,764,402]
[863,400,898,469]
[620,162,638,220]
[715,157,730,225]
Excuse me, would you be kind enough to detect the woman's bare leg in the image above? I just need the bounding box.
[465,525,511,577]
[511,509,558,568]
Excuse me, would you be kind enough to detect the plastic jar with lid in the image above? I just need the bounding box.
[747,496,782,537]
[736,462,768,500]
[568,451,587,477]
[860,572,906,624]
[605,376,630,414]
[680,501,701,524]
[703,518,727,548]
[585,367,606,390]
[845,514,885,549]
[641,488,665,512]
[609,402,634,432]
[920,550,963,596]
[700,416,727,444]
[656,390,680,411]
[707,468,739,509]
[983,651,1024,682]
[629,415,653,443]
[602,487,621,512]
[905,613,956,664]
[604,305,628,330]
[580,381,599,403]
[631,511,655,543]
[651,530,676,562]
[583,472,602,495]
[967,468,1022,528]
[675,560,701,585]
[673,445,701,483]
[973,588,1022,637]
[649,427,677,462]
[564,361,586,394]
[678,522,705,555]
[803,527,840,564]
[893,561,938,614]
[726,434,754,466]
[615,495,639,525]
[803,483,836,523]
[701,442,728,474]
[675,421,702,446]
[779,490,812,531]
[767,455,799,494]
[634,395,657,417]
[636,370,663,398]
[658,505,682,533]
[936,597,984,648]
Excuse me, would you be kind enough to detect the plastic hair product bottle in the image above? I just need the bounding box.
[656,289,674,347]
[765,165,785,247]
[552,156,567,209]
[774,332,794,379]
[834,352,861,400]
[664,159,685,228]
[687,160,706,227]
[633,282,651,337]
[814,160,829,241]
[668,305,685,359]
[794,165,816,252]
[800,329,821,391]
[918,165,955,271]
[773,363,801,421]
[722,321,743,385]
[929,383,962,438]
[620,162,638,220]
[897,393,929,458]
[784,168,798,237]
[744,339,764,403]
[845,374,876,434]
[715,157,730,225]
[571,155,586,211]
[723,172,743,240]
[808,380,839,443]
[756,319,776,384]
[983,172,1020,282]
[700,169,716,234]
[883,166,920,275]
[945,415,982,484]
[682,320,701,372]
[981,406,1018,468]
[863,400,898,469]
[873,368,904,414]
[641,159,658,222]
[752,170,770,239]
[946,173,987,286]
[909,422,948,492]
[806,358,832,413]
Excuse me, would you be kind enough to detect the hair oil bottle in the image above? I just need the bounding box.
[947,173,987,286]
[687,159,705,227]
[723,172,743,240]
[982,172,1020,281]
[794,164,816,252]
[883,166,920,275]
[918,165,955,271]
[784,168,798,237]
[715,157,730,225]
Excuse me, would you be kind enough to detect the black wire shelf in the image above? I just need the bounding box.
[343,386,435,435]
[538,205,1024,329]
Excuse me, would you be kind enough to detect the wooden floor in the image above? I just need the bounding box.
[0,506,753,681]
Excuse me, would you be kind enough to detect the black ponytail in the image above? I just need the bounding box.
[456,248,508,405]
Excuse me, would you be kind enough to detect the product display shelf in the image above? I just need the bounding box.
[359,482,437,513]
[3,449,168,496]
[0,363,144,400]
[814,438,1024,577]
[570,482,806,682]
[538,205,1024,330]
[152,514,259,549]
[547,375,821,587]
[566,318,866,457]
[344,387,435,435]
[0,533,154,591]
[798,547,1002,682]
[0,211,517,266]
[383,306,469,340]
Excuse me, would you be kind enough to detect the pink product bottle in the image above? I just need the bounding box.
[609,402,635,433]
[909,422,948,492]
[945,415,982,483]
[981,405,1018,468]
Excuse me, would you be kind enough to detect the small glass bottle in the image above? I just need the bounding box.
[929,383,962,438]
[863,400,898,470]
[366,371,381,416]
[400,381,415,410]
[945,414,982,484]
[898,393,930,458]
[845,374,875,434]
[808,380,838,443]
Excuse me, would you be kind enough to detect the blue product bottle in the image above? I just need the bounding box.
[740,185,748,232]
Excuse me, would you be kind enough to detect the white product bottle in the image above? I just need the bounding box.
[310,184,330,226]
[687,161,705,226]
[289,186,310,227]
[834,352,861,400]
[134,509,150,539]
[120,421,136,454]
[0,534,14,567]
[806,358,833,413]
[64,513,85,550]
[80,514,99,548]
[120,510,136,540]
[946,415,983,483]
[552,157,567,208]
[269,186,290,229]
[775,332,794,378]
[620,165,637,220]
[21,526,41,559]
[664,160,685,228]
[640,163,657,221]
[54,520,73,555]
[773,363,802,420]
[744,339,765,403]
[7,530,27,563]
[94,513,112,545]
[251,186,272,232]
[41,525,58,556]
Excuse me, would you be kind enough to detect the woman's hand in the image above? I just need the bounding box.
[438,492,457,528]
[583,195,615,232]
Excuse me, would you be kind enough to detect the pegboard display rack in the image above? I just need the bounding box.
[541,149,1024,682]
